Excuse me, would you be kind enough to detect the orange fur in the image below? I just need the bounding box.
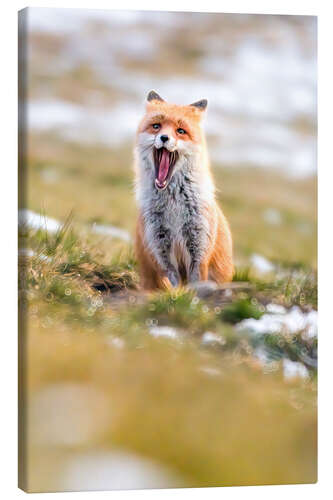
[207,206,234,283]
[135,215,171,290]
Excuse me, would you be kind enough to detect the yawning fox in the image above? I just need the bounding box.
[134,90,233,290]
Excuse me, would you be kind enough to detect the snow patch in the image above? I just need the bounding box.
[199,366,221,377]
[250,253,275,274]
[265,303,286,314]
[106,337,125,349]
[237,305,317,338]
[40,167,60,184]
[18,209,131,243]
[62,449,181,491]
[201,331,226,346]
[18,248,35,258]
[149,326,180,340]
[283,358,309,380]
[18,209,62,233]
[28,99,141,147]
[263,208,282,225]
[254,348,309,379]
[92,223,131,242]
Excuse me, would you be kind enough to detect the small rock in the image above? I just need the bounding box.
[188,280,218,298]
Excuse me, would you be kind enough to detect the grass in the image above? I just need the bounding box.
[19,222,317,374]
[24,318,317,491]
[19,138,317,491]
[219,298,264,323]
[20,222,317,490]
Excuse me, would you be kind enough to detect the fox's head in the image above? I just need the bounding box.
[136,90,208,190]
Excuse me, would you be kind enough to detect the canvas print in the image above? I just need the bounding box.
[18,8,317,492]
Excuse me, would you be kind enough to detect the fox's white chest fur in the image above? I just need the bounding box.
[136,153,215,285]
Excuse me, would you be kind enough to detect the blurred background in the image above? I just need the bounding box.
[19,8,317,492]
[27,9,316,175]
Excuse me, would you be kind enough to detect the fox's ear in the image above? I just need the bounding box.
[189,99,208,111]
[147,90,164,103]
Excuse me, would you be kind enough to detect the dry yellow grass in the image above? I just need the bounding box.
[21,312,317,491]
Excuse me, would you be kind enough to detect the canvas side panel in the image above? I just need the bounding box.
[18,7,29,493]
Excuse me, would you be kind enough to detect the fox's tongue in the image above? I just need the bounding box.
[157,149,170,183]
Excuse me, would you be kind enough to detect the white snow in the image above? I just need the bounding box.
[18,209,62,233]
[283,358,309,380]
[40,167,59,184]
[149,326,180,340]
[18,248,35,258]
[18,248,53,262]
[237,305,317,338]
[250,253,275,274]
[199,366,221,377]
[28,99,141,147]
[254,347,270,366]
[39,254,52,262]
[92,223,131,242]
[61,449,181,491]
[254,348,309,380]
[201,331,226,346]
[18,209,131,243]
[106,337,125,349]
[263,208,282,226]
[265,303,286,314]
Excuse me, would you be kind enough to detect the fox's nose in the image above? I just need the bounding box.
[160,135,169,144]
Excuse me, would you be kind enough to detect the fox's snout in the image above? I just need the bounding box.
[155,132,176,151]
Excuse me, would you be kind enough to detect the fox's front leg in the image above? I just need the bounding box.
[188,260,208,283]
[165,264,180,287]
[183,223,207,283]
[188,262,200,282]
[152,224,180,287]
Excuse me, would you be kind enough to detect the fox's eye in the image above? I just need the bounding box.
[152,123,160,130]
[177,128,186,135]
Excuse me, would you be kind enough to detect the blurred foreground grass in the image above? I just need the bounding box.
[19,207,317,490]
[24,318,316,490]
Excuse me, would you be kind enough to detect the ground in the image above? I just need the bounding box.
[19,134,317,492]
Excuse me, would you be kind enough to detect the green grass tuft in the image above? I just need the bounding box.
[219,298,264,324]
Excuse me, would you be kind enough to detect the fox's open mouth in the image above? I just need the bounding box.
[153,147,179,190]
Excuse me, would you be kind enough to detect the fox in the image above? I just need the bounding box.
[134,90,233,290]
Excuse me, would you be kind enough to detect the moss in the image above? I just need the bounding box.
[219,298,264,324]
